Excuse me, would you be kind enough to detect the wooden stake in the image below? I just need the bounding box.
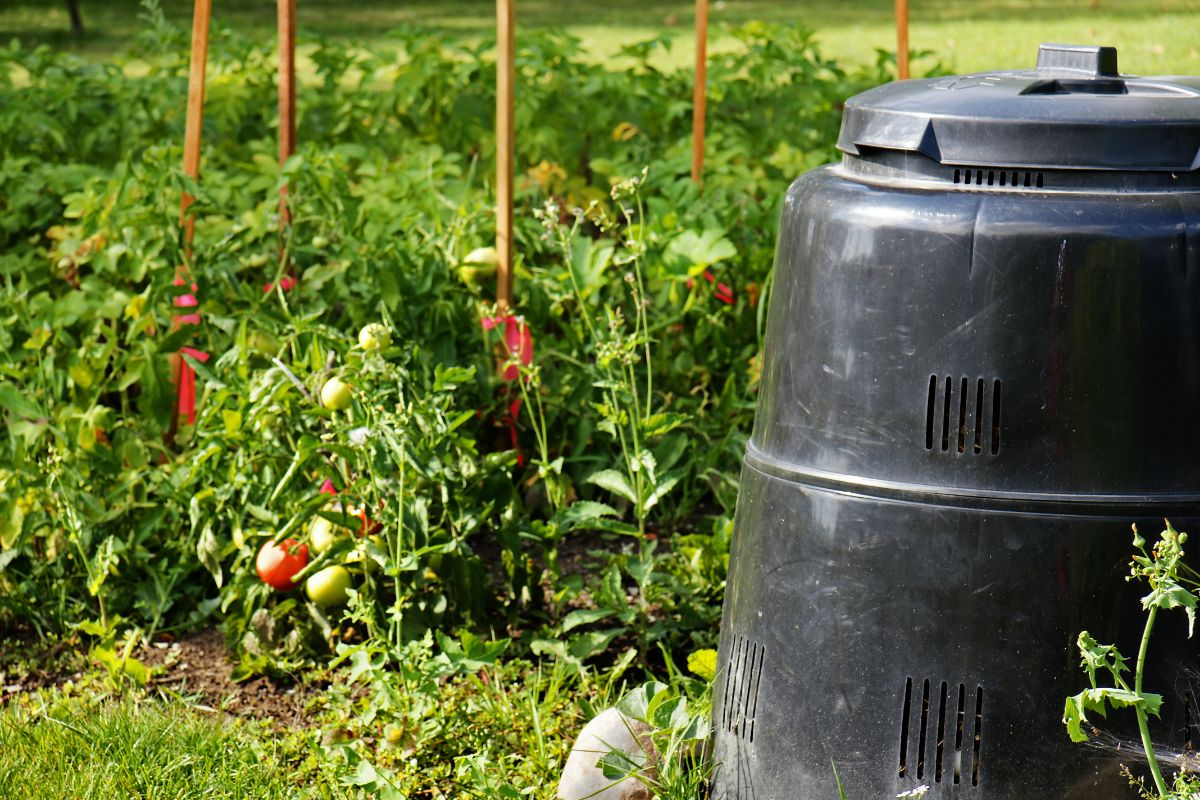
[277,0,296,229]
[691,0,708,184]
[895,0,910,80]
[180,0,212,247]
[169,0,212,445]
[495,0,515,311]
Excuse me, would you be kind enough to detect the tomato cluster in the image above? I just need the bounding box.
[256,463,387,608]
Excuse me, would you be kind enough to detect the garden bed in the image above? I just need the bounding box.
[0,11,891,798]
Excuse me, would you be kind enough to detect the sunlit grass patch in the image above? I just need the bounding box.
[0,697,296,799]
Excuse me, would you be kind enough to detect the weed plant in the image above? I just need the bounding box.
[1065,522,1200,800]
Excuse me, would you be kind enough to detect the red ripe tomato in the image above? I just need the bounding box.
[344,503,384,537]
[256,538,309,591]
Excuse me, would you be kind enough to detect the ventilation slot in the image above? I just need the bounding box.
[953,683,967,784]
[951,169,1045,189]
[925,376,1004,455]
[973,686,984,786]
[721,635,765,742]
[916,678,931,779]
[899,678,985,789]
[991,380,1003,455]
[934,681,948,781]
[956,377,969,454]
[941,377,953,452]
[972,379,985,454]
[925,376,938,450]
[899,677,914,777]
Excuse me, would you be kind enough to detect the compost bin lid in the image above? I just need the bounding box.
[837,44,1200,171]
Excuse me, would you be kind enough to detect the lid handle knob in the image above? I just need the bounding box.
[1036,43,1119,77]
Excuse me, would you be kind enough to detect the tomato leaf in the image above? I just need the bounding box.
[0,382,44,419]
[196,523,223,589]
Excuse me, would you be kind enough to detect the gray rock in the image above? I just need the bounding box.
[558,707,659,800]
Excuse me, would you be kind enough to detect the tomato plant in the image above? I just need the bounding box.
[0,15,934,674]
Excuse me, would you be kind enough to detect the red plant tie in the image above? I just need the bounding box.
[262,275,297,293]
[481,316,532,465]
[505,395,525,467]
[687,270,735,305]
[176,346,210,426]
[172,276,209,426]
[482,314,534,382]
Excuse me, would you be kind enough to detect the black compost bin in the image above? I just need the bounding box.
[713,44,1200,799]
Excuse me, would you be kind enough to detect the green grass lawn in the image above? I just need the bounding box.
[5,0,1200,75]
[0,698,297,799]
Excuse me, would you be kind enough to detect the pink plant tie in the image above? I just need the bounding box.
[481,316,532,464]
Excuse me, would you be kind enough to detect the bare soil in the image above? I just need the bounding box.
[0,628,83,700]
[1,624,323,727]
[138,628,320,727]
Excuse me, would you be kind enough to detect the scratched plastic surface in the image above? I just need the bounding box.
[751,169,1200,503]
[715,44,1200,800]
[715,472,1200,799]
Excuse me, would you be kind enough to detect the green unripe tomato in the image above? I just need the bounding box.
[305,565,352,607]
[312,235,330,250]
[462,246,499,267]
[358,323,391,352]
[457,246,498,289]
[320,377,353,411]
[309,515,344,554]
[247,330,280,357]
[346,534,384,574]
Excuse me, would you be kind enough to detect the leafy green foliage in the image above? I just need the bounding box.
[1065,522,1200,799]
[600,680,713,800]
[0,11,948,796]
[0,12,915,665]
